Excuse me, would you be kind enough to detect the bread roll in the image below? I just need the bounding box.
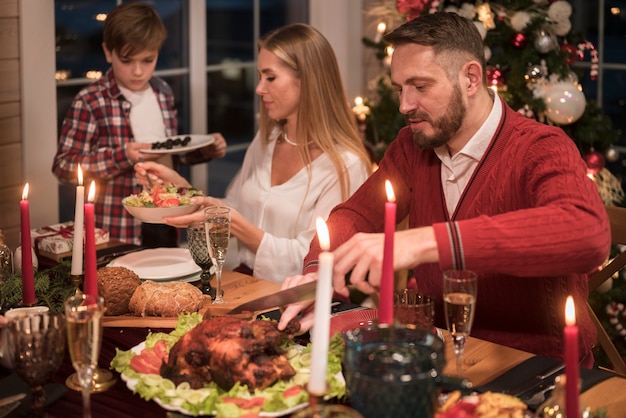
[97,266,142,315]
[129,280,204,317]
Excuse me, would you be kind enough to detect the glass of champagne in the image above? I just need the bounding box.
[64,294,105,418]
[443,270,477,377]
[204,206,231,304]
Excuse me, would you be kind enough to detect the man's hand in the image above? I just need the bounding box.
[277,273,318,332]
[332,227,439,296]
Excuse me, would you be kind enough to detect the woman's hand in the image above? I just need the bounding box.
[134,161,191,189]
[162,196,227,227]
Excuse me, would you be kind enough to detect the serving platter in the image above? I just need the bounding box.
[120,341,309,417]
[139,134,215,155]
[113,315,346,417]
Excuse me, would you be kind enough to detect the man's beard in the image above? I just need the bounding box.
[408,84,465,149]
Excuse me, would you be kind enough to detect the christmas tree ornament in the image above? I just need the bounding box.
[511,32,528,49]
[606,146,620,163]
[486,66,505,88]
[525,64,545,83]
[544,81,586,125]
[534,30,557,54]
[560,43,578,65]
[583,149,606,175]
[484,46,492,62]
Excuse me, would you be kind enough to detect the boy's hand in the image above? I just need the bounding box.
[125,142,159,164]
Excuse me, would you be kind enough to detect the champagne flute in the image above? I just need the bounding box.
[5,311,66,418]
[443,270,477,376]
[64,294,105,418]
[204,206,231,304]
[187,221,216,298]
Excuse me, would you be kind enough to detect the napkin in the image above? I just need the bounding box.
[0,373,67,417]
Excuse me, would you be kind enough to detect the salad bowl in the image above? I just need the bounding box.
[123,204,200,224]
[123,185,203,223]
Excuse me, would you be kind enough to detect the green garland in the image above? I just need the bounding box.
[0,260,75,314]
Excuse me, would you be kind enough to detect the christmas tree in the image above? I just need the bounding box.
[361,0,626,368]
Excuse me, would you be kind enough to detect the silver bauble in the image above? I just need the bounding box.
[606,146,620,163]
[525,64,544,83]
[534,31,556,54]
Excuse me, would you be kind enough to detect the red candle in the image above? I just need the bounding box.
[20,183,36,305]
[83,181,98,297]
[564,295,579,416]
[379,180,396,325]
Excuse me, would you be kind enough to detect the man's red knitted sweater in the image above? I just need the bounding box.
[304,100,611,365]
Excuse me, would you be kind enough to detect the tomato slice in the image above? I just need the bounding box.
[282,385,303,398]
[158,197,181,208]
[129,339,169,374]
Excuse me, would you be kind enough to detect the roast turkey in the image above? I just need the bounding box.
[160,316,301,391]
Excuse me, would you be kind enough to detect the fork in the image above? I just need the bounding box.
[137,157,153,190]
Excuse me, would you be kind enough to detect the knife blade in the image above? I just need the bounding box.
[226,281,317,314]
[508,363,564,398]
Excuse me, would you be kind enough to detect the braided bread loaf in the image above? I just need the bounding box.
[129,280,204,317]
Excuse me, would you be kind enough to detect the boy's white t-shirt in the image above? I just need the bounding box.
[120,85,172,167]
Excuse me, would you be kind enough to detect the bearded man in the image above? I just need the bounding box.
[278,12,610,368]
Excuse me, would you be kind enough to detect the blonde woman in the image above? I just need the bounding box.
[136,23,371,282]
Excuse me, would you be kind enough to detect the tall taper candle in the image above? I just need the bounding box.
[71,164,85,276]
[20,183,36,305]
[308,217,333,397]
[564,296,579,417]
[83,181,98,297]
[380,180,396,325]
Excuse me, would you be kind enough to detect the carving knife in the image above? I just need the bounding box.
[226,269,369,315]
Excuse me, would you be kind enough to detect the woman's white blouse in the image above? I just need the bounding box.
[223,130,370,282]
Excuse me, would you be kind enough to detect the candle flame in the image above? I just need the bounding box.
[385,46,394,57]
[385,180,396,203]
[565,295,576,326]
[78,164,83,186]
[354,96,363,106]
[22,183,29,200]
[88,180,96,202]
[377,22,386,33]
[316,217,330,251]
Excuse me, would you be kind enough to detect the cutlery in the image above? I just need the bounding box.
[227,281,317,315]
[0,393,26,409]
[522,383,555,408]
[508,363,564,398]
[0,393,26,418]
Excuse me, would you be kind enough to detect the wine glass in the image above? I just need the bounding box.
[187,221,217,299]
[5,311,66,418]
[443,269,477,376]
[64,294,105,418]
[204,206,231,304]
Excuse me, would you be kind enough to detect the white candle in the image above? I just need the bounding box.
[308,217,334,397]
[71,164,85,276]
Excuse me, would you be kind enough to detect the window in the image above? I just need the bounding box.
[54,0,308,220]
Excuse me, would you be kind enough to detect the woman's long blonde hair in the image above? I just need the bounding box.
[257,23,372,201]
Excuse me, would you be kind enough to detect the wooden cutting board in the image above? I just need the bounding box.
[102,269,282,328]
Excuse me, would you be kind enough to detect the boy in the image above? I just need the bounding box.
[52,2,226,247]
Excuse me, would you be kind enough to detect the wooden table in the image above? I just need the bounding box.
[442,330,626,416]
[5,270,624,417]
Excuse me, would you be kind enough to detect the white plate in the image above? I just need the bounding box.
[107,248,201,281]
[121,341,309,417]
[139,134,215,155]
